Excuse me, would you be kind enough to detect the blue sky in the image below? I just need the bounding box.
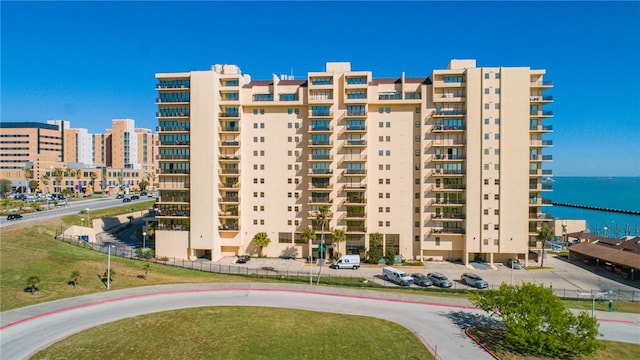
[2,1,639,176]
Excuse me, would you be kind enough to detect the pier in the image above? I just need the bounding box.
[551,202,640,215]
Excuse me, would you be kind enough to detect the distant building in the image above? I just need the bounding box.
[154,59,554,263]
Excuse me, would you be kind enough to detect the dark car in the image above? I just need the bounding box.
[236,255,251,264]
[116,194,124,199]
[411,273,433,287]
[122,197,132,203]
[7,213,23,220]
[427,272,453,288]
[131,195,140,200]
[140,191,147,197]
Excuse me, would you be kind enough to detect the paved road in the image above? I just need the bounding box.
[1,283,639,360]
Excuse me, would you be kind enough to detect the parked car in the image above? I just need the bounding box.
[56,200,67,207]
[411,273,433,287]
[7,214,23,220]
[236,255,251,264]
[507,258,522,269]
[427,272,453,288]
[122,197,132,203]
[140,191,148,197]
[131,195,140,200]
[116,194,124,199]
[382,266,414,286]
[461,273,488,289]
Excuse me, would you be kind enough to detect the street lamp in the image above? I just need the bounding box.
[603,225,609,238]
[576,290,613,317]
[143,231,147,249]
[107,245,115,290]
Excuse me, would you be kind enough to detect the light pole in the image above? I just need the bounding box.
[107,245,114,290]
[143,231,147,249]
[603,225,609,238]
[576,290,613,317]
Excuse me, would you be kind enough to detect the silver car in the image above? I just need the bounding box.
[461,273,488,289]
[410,273,433,287]
[427,272,453,288]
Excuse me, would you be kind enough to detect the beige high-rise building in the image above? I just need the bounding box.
[155,60,553,265]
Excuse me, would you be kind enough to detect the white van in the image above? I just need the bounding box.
[382,266,414,286]
[329,255,361,270]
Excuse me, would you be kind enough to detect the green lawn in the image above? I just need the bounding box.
[31,307,434,360]
[469,327,640,360]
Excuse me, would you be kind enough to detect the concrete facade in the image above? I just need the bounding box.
[155,60,554,264]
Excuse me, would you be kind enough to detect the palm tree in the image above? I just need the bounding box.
[26,274,40,295]
[251,232,271,257]
[53,168,64,194]
[76,169,83,198]
[142,263,151,280]
[315,205,332,258]
[538,224,554,267]
[42,174,50,194]
[23,167,32,194]
[70,270,80,287]
[332,228,346,259]
[89,172,97,195]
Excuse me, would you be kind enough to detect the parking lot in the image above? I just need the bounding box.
[215,254,639,298]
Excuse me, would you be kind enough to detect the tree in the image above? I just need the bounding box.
[42,174,50,194]
[70,270,80,287]
[0,179,12,198]
[23,167,32,193]
[103,268,115,282]
[29,180,39,193]
[26,274,40,295]
[138,180,149,191]
[142,263,151,280]
[89,172,97,195]
[470,282,602,356]
[538,224,554,267]
[315,204,332,257]
[252,232,271,257]
[300,227,316,261]
[367,232,384,264]
[53,168,64,193]
[75,169,83,198]
[332,228,346,259]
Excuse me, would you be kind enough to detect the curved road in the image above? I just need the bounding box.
[2,283,639,360]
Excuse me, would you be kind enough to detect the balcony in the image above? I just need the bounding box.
[432,184,466,191]
[218,223,239,231]
[433,169,466,176]
[530,140,553,147]
[220,196,240,203]
[159,168,190,175]
[309,168,332,176]
[218,168,240,175]
[344,196,366,204]
[158,125,190,132]
[157,80,190,90]
[346,93,367,100]
[344,139,366,147]
[530,125,553,132]
[220,140,240,147]
[433,154,466,161]
[218,182,240,189]
[345,125,367,132]
[346,211,366,219]
[253,94,274,102]
[219,112,240,118]
[309,110,333,118]
[345,110,367,117]
[219,155,240,162]
[433,213,466,220]
[309,197,332,204]
[309,154,333,161]
[219,126,240,132]
[310,78,333,86]
[530,95,553,102]
[434,199,465,206]
[309,182,332,190]
[530,80,553,87]
[344,169,366,175]
[529,154,552,161]
[156,97,190,104]
[346,226,366,233]
[156,111,189,119]
[434,93,465,102]
[432,125,466,132]
[434,110,466,116]
[310,125,333,132]
[530,110,554,117]
[159,154,190,161]
[378,93,401,100]
[309,140,333,147]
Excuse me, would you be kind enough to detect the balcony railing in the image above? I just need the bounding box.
[159,154,190,160]
[220,141,240,146]
[310,154,332,160]
[219,223,239,231]
[346,93,366,99]
[378,94,401,100]
[310,125,332,131]
[310,110,333,117]
[434,199,465,205]
[346,125,366,131]
[434,154,466,160]
[253,94,274,102]
[345,169,366,175]
[433,125,466,131]
[346,139,366,146]
[219,112,240,118]
[345,197,365,204]
[160,169,190,174]
[346,110,367,116]
[530,125,553,131]
[309,197,331,203]
[220,197,239,202]
[310,169,332,175]
[347,226,366,232]
[434,110,466,116]
[309,140,332,146]
[220,126,239,132]
[433,214,466,220]
[434,169,466,175]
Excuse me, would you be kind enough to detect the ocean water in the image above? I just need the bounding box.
[542,177,640,236]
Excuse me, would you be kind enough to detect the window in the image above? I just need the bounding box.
[385,207,390,213]
[385,150,391,156]
[260,150,264,156]
[484,179,489,185]
[287,206,292,211]
[379,221,384,227]
[385,221,390,227]
[288,109,293,115]
[260,219,265,225]
[294,206,299,211]
[495,118,500,125]
[386,136,391,142]
[288,136,292,142]
[294,178,299,184]
[295,108,299,115]
[484,103,490,110]
[435,237,441,246]
[484,194,489,200]
[253,150,258,156]
[386,179,390,184]
[253,123,258,129]
[379,179,383,185]
[494,194,500,200]
[484,224,489,230]
[494,209,500,215]
[253,178,258,184]
[415,135,420,142]
[378,150,384,156]
[260,192,264,197]
[494,239,499,245]
[295,220,299,226]
[484,133,490,140]
[484,164,490,170]
[379,136,384,142]
[495,164,500,170]
[386,164,390,170]
[254,205,258,211]
[260,178,264,184]
[385,107,391,113]
[415,207,420,213]
[287,164,292,170]
[260,136,264,142]
[379,193,384,199]
[378,107,384,114]
[415,107,420,113]
[495,73,501,79]
[288,192,292,198]
[288,220,292,225]
[385,193,390,199]
[378,207,383,213]
[495,134,500,140]
[484,209,489,215]
[494,179,500,185]
[253,192,258,198]
[415,150,420,156]
[260,109,265,115]
[484,148,489,155]
[260,205,264,211]
[495,149,500,155]
[484,118,489,125]
[253,136,258,143]
[253,109,258,115]
[386,122,391,128]
[495,88,500,95]
[415,121,420,127]
[494,224,499,230]
[495,103,500,110]
[254,219,258,225]
[260,123,265,129]
[484,73,490,79]
[379,121,384,128]
[415,192,420,199]
[484,239,489,245]
[253,164,258,170]
[484,88,490,94]
[415,178,420,185]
